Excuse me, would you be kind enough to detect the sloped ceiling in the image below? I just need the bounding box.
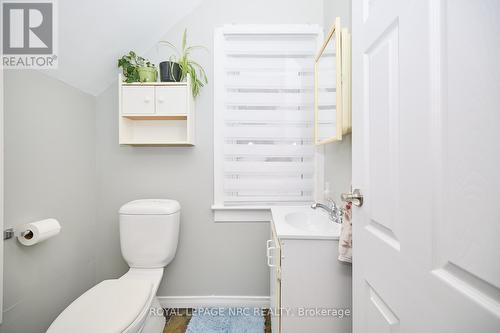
[42,0,202,96]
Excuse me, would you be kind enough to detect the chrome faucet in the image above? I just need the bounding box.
[311,198,343,224]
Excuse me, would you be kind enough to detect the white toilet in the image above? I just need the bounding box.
[47,199,181,333]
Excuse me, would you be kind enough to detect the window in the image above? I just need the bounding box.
[213,25,324,220]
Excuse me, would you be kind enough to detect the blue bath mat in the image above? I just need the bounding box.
[186,308,264,333]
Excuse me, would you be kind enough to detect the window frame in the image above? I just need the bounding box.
[213,24,325,222]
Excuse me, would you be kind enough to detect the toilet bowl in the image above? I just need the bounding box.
[47,199,181,333]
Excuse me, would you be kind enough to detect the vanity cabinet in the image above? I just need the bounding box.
[268,223,282,333]
[118,75,195,146]
[267,219,352,333]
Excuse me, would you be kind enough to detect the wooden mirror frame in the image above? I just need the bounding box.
[341,27,352,136]
[314,17,342,145]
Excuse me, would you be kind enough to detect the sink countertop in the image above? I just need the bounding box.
[271,206,341,240]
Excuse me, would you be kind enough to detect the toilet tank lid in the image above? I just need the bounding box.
[119,199,181,215]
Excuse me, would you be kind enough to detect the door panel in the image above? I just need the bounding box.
[365,20,400,249]
[431,0,500,319]
[353,0,500,332]
[435,0,500,292]
[365,283,399,333]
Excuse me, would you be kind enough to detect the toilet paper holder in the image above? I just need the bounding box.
[4,219,61,246]
[4,228,32,240]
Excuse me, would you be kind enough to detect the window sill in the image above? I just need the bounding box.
[211,205,272,223]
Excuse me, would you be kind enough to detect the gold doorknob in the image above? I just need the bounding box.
[341,188,363,207]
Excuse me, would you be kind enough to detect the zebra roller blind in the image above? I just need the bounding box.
[215,26,321,206]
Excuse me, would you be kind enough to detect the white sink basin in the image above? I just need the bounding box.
[271,206,341,240]
[284,211,336,233]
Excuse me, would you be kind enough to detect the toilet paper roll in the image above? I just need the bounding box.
[17,218,61,246]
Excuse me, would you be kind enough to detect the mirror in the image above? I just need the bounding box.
[314,17,351,145]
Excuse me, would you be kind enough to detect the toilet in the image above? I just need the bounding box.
[47,199,181,333]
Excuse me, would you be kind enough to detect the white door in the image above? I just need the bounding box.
[352,0,500,332]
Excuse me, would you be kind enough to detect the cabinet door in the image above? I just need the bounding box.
[155,86,188,115]
[122,86,155,114]
[269,223,281,333]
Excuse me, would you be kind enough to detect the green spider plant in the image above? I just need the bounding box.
[159,29,208,98]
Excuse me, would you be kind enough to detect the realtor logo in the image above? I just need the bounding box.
[2,0,58,68]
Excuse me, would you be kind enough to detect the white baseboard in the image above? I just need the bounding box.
[158,295,270,308]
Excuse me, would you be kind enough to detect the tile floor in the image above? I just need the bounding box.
[163,309,271,333]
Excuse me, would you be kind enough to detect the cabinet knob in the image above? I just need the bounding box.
[144,97,151,103]
[158,98,165,103]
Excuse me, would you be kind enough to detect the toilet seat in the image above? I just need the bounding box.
[47,279,153,333]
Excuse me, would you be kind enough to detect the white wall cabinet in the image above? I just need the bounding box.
[118,75,195,145]
[268,220,352,333]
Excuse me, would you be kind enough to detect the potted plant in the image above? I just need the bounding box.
[159,61,182,83]
[159,29,208,97]
[118,51,158,83]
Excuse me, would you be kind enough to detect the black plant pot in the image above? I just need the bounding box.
[159,61,182,82]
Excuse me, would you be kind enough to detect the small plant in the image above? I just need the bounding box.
[118,51,157,83]
[159,29,208,97]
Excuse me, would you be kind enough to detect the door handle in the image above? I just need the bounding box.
[341,188,363,207]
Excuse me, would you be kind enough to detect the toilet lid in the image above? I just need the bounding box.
[47,279,153,333]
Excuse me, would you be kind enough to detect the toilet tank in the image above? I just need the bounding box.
[119,199,180,268]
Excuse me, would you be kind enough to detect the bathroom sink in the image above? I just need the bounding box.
[271,206,341,240]
[284,211,335,232]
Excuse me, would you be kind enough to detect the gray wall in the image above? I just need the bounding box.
[323,0,352,201]
[324,0,351,29]
[95,0,324,296]
[2,70,97,333]
[324,135,352,202]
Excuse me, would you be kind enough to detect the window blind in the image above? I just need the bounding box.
[216,28,320,206]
